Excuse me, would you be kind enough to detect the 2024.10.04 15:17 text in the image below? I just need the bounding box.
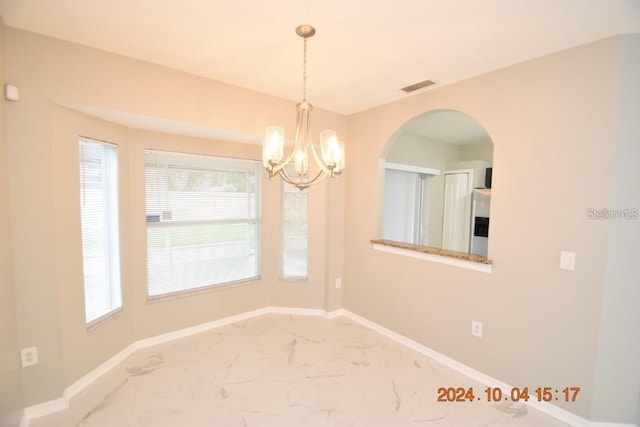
[437,387,580,403]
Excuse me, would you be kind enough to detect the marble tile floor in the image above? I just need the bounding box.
[30,314,569,427]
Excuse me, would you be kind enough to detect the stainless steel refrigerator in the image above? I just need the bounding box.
[470,188,491,256]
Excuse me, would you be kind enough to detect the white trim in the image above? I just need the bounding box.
[63,342,136,401]
[20,306,633,427]
[267,306,345,320]
[326,308,346,319]
[64,307,274,404]
[373,242,492,273]
[385,161,440,176]
[444,167,474,176]
[342,309,510,386]
[339,310,595,427]
[267,306,327,318]
[20,399,67,427]
[134,307,271,350]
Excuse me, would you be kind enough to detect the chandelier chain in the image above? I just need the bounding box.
[302,37,307,102]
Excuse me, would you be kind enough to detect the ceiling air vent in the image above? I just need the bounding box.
[401,79,436,93]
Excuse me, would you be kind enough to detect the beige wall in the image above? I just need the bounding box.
[0,17,24,427]
[459,142,493,163]
[345,35,637,423]
[3,27,347,406]
[386,132,461,169]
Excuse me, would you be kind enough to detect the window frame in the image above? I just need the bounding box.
[78,137,123,327]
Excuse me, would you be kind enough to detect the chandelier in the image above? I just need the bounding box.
[262,25,345,191]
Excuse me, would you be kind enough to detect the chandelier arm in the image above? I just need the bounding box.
[278,166,327,190]
[267,145,297,177]
[309,141,333,176]
[276,168,296,187]
[277,164,303,187]
[277,167,297,188]
[302,168,327,187]
[267,133,304,178]
[270,101,309,177]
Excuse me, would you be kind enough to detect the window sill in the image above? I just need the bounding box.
[147,277,260,303]
[371,239,492,273]
[86,307,123,331]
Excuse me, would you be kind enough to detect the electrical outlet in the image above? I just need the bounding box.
[20,347,38,367]
[471,321,483,338]
[335,278,342,289]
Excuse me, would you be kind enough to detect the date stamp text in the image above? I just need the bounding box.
[437,387,580,403]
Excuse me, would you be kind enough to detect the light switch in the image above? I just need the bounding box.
[4,84,19,101]
[560,251,576,271]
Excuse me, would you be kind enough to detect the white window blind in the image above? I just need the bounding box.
[383,168,424,245]
[79,137,122,325]
[281,181,308,279]
[145,149,260,298]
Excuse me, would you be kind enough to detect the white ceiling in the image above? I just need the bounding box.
[0,0,639,115]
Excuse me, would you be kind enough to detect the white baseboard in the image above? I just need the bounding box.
[268,306,329,318]
[19,306,636,427]
[339,309,638,427]
[134,307,273,350]
[339,310,591,427]
[63,342,137,403]
[20,398,67,427]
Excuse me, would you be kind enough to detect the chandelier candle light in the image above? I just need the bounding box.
[263,25,345,190]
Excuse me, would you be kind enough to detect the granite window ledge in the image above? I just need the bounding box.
[371,239,493,273]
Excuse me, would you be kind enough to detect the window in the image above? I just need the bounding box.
[145,149,260,298]
[281,181,308,279]
[79,137,122,324]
